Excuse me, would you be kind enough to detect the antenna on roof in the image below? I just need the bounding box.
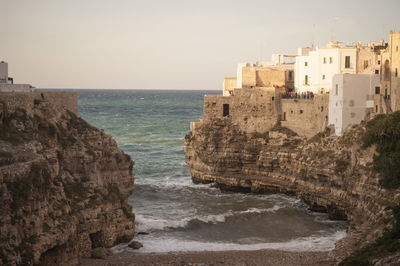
[331,17,339,42]
[312,24,316,49]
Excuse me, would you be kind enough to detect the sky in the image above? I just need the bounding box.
[1,0,399,90]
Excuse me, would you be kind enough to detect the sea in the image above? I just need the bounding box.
[68,89,346,253]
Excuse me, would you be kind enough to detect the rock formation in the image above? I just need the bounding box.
[185,117,400,264]
[0,93,135,265]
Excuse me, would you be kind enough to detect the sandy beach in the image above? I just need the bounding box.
[79,249,335,266]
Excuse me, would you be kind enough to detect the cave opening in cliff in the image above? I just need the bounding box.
[90,231,105,248]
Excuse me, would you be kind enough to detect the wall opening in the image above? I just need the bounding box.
[345,56,351,68]
[375,86,380,94]
[384,60,390,81]
[90,231,105,248]
[223,104,229,117]
[376,105,378,112]
[283,112,286,120]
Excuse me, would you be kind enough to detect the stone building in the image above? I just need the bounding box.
[222,77,237,96]
[0,61,33,92]
[329,74,379,136]
[374,31,400,114]
[295,40,386,94]
[196,31,400,139]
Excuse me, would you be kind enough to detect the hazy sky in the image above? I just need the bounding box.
[1,0,399,90]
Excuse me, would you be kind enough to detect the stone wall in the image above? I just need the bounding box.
[223,77,237,96]
[241,66,286,88]
[202,88,278,134]
[0,84,32,92]
[201,88,329,138]
[0,91,78,117]
[281,94,329,138]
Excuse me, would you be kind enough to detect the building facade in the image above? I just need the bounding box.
[0,61,32,92]
[329,74,379,136]
[295,42,358,94]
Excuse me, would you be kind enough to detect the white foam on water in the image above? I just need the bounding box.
[135,205,283,232]
[112,230,346,253]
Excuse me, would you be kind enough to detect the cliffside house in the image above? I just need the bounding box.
[0,61,33,92]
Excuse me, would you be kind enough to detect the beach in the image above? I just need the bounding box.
[79,249,334,266]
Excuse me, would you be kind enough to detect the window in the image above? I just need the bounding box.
[323,57,326,64]
[375,86,380,94]
[322,74,325,80]
[329,57,333,64]
[396,68,398,77]
[364,60,369,69]
[321,106,324,112]
[376,105,378,112]
[283,112,286,121]
[288,71,293,81]
[305,62,308,66]
[305,75,308,85]
[272,96,275,101]
[378,60,381,65]
[300,110,303,114]
[375,69,379,74]
[223,104,229,117]
[345,56,351,68]
[397,46,399,52]
[335,84,338,95]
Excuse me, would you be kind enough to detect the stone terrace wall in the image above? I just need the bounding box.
[202,88,278,134]
[281,94,329,138]
[242,66,286,88]
[0,91,77,116]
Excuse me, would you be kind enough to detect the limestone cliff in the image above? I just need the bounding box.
[185,116,400,264]
[0,93,135,265]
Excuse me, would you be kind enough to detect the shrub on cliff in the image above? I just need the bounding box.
[362,111,400,189]
[339,205,400,265]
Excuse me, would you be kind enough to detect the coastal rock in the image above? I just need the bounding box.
[184,118,396,262]
[0,93,135,265]
[128,241,143,249]
[91,248,112,259]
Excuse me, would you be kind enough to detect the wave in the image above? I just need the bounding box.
[135,206,282,232]
[112,230,346,253]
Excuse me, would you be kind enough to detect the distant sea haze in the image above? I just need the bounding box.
[71,89,346,253]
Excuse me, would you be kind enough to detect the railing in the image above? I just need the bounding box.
[280,91,314,100]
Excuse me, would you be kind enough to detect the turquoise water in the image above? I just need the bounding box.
[74,89,346,253]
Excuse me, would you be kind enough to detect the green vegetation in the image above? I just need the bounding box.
[66,110,97,131]
[105,183,124,203]
[63,180,87,201]
[339,205,400,266]
[17,235,37,265]
[340,111,400,265]
[362,111,400,189]
[252,131,269,142]
[0,150,12,158]
[309,127,331,143]
[42,222,51,233]
[334,159,350,175]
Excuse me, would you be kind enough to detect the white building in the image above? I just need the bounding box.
[0,61,33,92]
[295,42,357,94]
[329,73,379,136]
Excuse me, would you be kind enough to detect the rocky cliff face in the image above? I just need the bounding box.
[0,95,135,265]
[184,117,399,263]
